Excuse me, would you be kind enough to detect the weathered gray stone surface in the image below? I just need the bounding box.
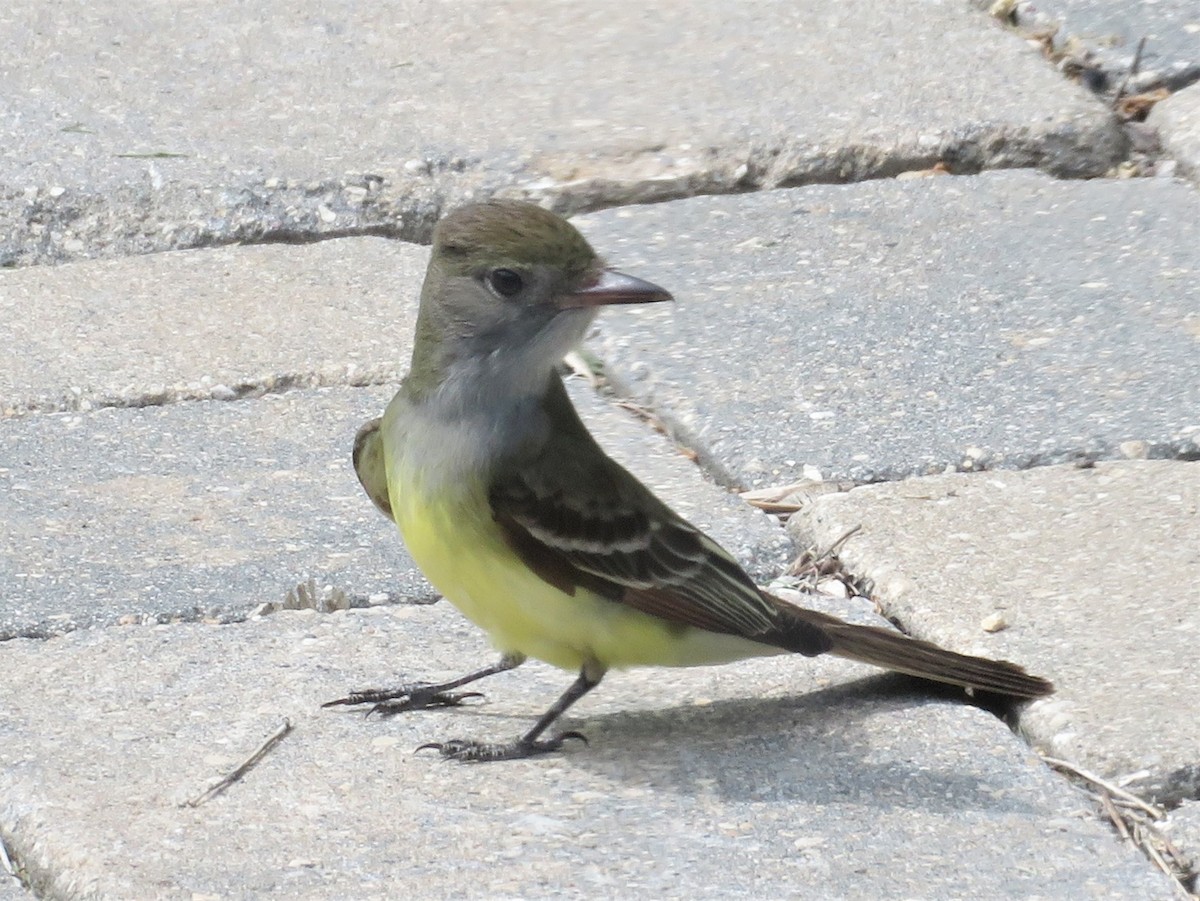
[6,0,1200,890]
[976,0,1200,91]
[0,238,423,415]
[0,874,27,900]
[582,174,1200,487]
[0,0,1125,265]
[0,603,1174,899]
[0,381,790,640]
[790,460,1200,812]
[0,386,423,639]
[1156,85,1200,180]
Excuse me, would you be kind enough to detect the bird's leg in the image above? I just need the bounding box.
[322,653,526,717]
[420,662,605,762]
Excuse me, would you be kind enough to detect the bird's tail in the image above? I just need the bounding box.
[822,619,1053,698]
[768,597,1054,699]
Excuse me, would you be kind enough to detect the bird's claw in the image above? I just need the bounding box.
[368,691,484,718]
[322,683,484,715]
[416,731,588,762]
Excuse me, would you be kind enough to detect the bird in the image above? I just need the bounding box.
[326,200,1053,761]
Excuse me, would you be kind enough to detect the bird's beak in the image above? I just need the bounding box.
[560,269,673,309]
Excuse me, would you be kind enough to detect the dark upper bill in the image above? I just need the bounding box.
[560,269,673,308]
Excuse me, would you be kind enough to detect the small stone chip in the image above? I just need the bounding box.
[1119,440,1149,459]
[981,613,1008,633]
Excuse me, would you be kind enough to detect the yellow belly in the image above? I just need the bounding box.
[389,465,778,673]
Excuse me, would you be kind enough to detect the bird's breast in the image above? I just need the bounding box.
[379,393,782,672]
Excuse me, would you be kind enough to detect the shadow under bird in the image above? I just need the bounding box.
[326,200,1053,761]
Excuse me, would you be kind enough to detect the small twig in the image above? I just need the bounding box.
[1048,759,1195,896]
[611,399,699,461]
[614,398,662,427]
[745,499,805,515]
[1134,821,1196,900]
[1099,791,1131,841]
[739,482,813,503]
[1108,794,1168,814]
[789,524,862,576]
[1141,827,1176,881]
[741,482,818,518]
[184,719,293,808]
[1112,36,1148,109]
[1154,829,1190,874]
[824,524,862,558]
[1040,751,1198,897]
[1040,755,1165,819]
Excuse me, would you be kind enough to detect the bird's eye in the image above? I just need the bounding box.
[488,268,524,298]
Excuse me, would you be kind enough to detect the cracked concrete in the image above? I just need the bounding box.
[0,603,1175,899]
[979,0,1200,95]
[3,0,1200,895]
[791,461,1200,807]
[0,380,790,640]
[580,173,1200,486]
[2,0,1124,266]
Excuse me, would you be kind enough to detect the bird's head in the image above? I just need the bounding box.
[406,200,671,405]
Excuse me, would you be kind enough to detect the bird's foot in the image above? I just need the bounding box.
[322,683,484,717]
[417,731,587,762]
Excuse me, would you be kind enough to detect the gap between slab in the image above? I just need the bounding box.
[5,125,1133,272]
[598,360,1200,494]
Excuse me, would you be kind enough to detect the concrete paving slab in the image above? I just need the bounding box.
[1,0,1125,265]
[0,875,27,900]
[0,381,791,639]
[976,0,1200,93]
[0,603,1174,899]
[580,173,1200,487]
[789,460,1200,810]
[1156,85,1200,181]
[0,838,25,901]
[0,385,421,639]
[0,237,423,416]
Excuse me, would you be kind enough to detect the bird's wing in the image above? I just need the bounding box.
[488,382,828,654]
[353,418,393,519]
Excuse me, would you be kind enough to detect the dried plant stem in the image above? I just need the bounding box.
[184,718,294,808]
[1042,755,1196,898]
[1112,36,1148,109]
[1040,755,1165,818]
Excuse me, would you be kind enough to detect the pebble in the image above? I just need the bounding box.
[981,612,1008,633]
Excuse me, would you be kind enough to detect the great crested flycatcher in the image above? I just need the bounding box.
[328,200,1052,761]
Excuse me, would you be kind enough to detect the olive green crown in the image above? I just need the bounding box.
[434,200,599,278]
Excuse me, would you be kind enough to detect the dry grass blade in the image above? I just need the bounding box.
[740,482,821,519]
[788,524,862,577]
[184,718,294,808]
[1099,791,1131,841]
[611,399,699,461]
[1040,755,1165,818]
[1112,36,1148,109]
[747,499,806,515]
[1133,820,1197,900]
[739,482,814,504]
[1042,755,1196,897]
[823,524,862,558]
[614,398,659,425]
